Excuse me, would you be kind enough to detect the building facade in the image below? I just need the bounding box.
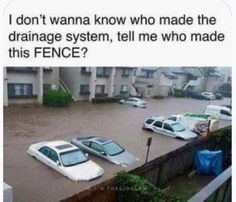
[3,67,59,106]
[59,67,136,101]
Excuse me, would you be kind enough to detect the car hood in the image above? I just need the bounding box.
[175,130,198,140]
[110,151,137,166]
[62,160,104,181]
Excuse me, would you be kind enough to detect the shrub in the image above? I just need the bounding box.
[117,171,183,202]
[153,95,165,99]
[92,95,125,104]
[210,126,231,167]
[173,88,186,98]
[43,90,73,107]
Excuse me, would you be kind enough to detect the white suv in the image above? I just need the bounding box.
[142,116,198,141]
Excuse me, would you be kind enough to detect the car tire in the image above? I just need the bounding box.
[134,105,138,107]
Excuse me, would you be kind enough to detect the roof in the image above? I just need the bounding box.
[45,141,78,153]
[170,67,203,78]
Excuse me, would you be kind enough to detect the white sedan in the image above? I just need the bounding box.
[27,140,104,182]
[119,97,147,108]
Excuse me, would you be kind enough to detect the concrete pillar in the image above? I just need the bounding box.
[3,67,8,106]
[37,67,43,104]
[4,183,13,202]
[108,67,115,97]
[89,67,96,101]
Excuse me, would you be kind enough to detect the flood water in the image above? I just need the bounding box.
[4,97,231,202]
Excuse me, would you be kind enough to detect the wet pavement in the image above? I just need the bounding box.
[4,97,231,202]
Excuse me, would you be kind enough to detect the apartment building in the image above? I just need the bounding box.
[3,67,59,106]
[59,67,135,101]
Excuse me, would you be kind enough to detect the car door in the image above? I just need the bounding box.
[89,142,107,159]
[152,121,163,134]
[163,123,175,137]
[38,146,52,166]
[47,149,60,172]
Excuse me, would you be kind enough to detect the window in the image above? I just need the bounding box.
[82,141,90,147]
[81,67,92,74]
[120,85,128,93]
[97,67,110,77]
[8,83,33,98]
[172,123,185,132]
[48,149,59,163]
[146,119,154,124]
[90,142,104,153]
[103,141,124,156]
[80,85,90,95]
[154,121,163,128]
[60,149,88,167]
[163,123,174,132]
[220,110,231,116]
[39,146,51,157]
[122,68,130,77]
[95,85,105,94]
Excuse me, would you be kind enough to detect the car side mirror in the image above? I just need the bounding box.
[56,160,60,166]
[100,151,106,155]
[85,153,89,157]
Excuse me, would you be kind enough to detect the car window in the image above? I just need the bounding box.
[39,146,51,157]
[220,110,231,116]
[168,117,177,121]
[153,121,163,128]
[163,123,174,132]
[60,149,88,167]
[82,141,90,147]
[172,123,185,132]
[90,142,104,153]
[145,119,154,124]
[48,149,59,163]
[103,141,124,156]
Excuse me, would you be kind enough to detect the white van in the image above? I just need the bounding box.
[204,105,232,121]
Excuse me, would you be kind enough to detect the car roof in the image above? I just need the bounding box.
[44,140,78,153]
[206,105,231,111]
[78,136,112,144]
[146,116,177,124]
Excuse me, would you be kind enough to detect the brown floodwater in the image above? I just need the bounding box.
[4,97,231,202]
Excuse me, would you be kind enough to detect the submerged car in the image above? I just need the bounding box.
[119,97,147,108]
[201,92,215,100]
[142,116,198,140]
[71,136,138,166]
[189,91,209,100]
[27,140,104,182]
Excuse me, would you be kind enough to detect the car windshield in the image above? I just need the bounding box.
[172,123,185,132]
[60,149,88,167]
[103,141,124,156]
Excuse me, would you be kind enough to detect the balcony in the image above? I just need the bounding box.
[79,91,90,95]
[7,67,38,74]
[188,166,231,202]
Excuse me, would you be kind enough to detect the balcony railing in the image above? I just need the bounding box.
[7,67,38,74]
[188,166,231,202]
[95,93,108,98]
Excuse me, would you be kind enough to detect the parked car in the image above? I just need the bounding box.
[214,93,223,100]
[201,92,215,100]
[71,136,138,166]
[119,97,147,108]
[189,91,210,100]
[142,116,198,140]
[27,140,104,182]
[204,105,232,121]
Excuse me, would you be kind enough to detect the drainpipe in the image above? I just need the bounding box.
[108,67,115,97]
[38,67,43,104]
[89,67,96,101]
